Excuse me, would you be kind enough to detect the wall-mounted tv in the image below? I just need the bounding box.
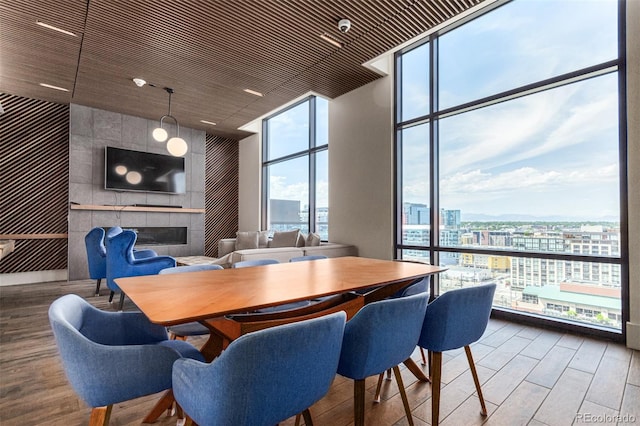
[104,147,186,194]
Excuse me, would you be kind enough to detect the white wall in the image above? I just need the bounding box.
[626,0,640,350]
[238,132,261,231]
[329,68,394,260]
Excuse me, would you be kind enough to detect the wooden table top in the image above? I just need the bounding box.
[116,256,446,326]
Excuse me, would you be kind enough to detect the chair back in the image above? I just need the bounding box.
[418,283,496,352]
[160,264,223,274]
[84,227,106,280]
[337,292,429,380]
[391,276,430,298]
[173,311,347,426]
[48,294,177,408]
[105,226,124,239]
[232,258,279,268]
[106,230,175,292]
[289,255,328,262]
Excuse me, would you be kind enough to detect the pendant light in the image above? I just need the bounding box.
[152,87,188,156]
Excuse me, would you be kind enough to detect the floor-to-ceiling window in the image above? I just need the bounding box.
[395,0,626,334]
[262,96,329,239]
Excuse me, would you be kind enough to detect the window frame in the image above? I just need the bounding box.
[261,95,329,237]
[393,0,628,340]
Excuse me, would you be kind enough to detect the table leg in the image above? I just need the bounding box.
[142,389,175,423]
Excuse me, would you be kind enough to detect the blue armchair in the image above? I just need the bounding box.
[106,230,176,311]
[232,258,279,268]
[48,294,204,425]
[173,311,347,426]
[337,292,429,426]
[85,227,156,297]
[418,283,496,426]
[159,264,224,340]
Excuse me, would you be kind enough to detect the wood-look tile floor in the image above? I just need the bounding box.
[0,279,638,426]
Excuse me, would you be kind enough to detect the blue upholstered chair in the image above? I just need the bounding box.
[232,258,279,268]
[233,258,311,312]
[173,311,347,426]
[289,255,328,262]
[337,292,429,426]
[84,227,156,297]
[159,264,224,340]
[418,283,496,426]
[48,294,204,425]
[106,230,175,311]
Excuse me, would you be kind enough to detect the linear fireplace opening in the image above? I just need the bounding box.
[107,227,188,245]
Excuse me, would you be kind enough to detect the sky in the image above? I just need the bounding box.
[400,0,620,221]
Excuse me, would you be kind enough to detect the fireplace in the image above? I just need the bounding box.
[112,227,188,246]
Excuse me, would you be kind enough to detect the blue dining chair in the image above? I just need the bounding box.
[49,294,204,425]
[173,311,347,426]
[159,264,224,340]
[289,255,328,262]
[233,258,311,312]
[85,227,156,297]
[232,258,279,268]
[418,283,496,426]
[106,230,176,311]
[337,292,429,426]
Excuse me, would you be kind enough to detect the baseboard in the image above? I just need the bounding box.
[627,321,640,350]
[0,270,67,286]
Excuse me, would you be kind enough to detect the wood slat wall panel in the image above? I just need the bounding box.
[0,93,69,273]
[204,135,239,258]
[1,0,481,140]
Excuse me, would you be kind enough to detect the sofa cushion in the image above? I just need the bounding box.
[236,231,259,250]
[306,233,321,246]
[258,230,269,248]
[232,247,304,264]
[269,229,300,248]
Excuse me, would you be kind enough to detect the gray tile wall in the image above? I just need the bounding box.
[68,104,206,280]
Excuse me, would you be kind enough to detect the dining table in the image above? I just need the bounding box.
[116,256,446,423]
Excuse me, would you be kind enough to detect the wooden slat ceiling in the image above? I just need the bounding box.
[0,0,483,140]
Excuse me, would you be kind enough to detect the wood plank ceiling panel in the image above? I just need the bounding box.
[0,0,484,140]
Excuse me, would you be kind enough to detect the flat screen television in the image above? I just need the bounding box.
[104,147,186,194]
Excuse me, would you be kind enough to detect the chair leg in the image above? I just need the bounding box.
[302,408,314,425]
[465,345,488,416]
[118,292,125,311]
[374,373,384,402]
[393,365,414,426]
[295,413,301,426]
[108,290,115,303]
[95,278,102,296]
[431,351,442,426]
[420,347,427,366]
[89,405,112,426]
[354,379,366,426]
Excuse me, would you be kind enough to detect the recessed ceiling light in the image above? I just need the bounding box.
[36,21,77,37]
[132,78,146,87]
[39,83,69,92]
[320,33,343,48]
[200,120,217,125]
[244,88,264,97]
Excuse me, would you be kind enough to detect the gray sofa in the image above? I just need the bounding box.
[217,238,358,267]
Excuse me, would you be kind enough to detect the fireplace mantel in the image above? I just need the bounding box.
[70,204,205,214]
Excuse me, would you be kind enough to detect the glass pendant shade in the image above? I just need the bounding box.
[152,126,168,142]
[167,137,188,157]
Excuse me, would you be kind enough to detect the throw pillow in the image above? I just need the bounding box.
[306,233,321,246]
[296,232,307,247]
[270,229,300,248]
[235,231,259,250]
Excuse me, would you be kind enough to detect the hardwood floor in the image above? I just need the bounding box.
[0,279,638,426]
